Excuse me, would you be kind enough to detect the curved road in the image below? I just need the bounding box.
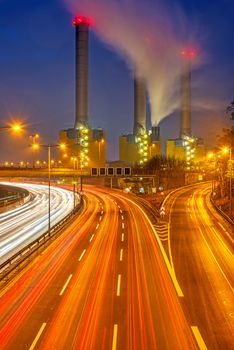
[0,182,78,264]
[0,186,198,349]
[163,183,234,349]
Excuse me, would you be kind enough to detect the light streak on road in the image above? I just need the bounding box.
[0,187,198,349]
[0,182,78,264]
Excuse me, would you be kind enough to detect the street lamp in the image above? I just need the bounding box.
[0,122,24,132]
[30,133,40,168]
[222,147,233,217]
[97,138,105,163]
[34,142,66,236]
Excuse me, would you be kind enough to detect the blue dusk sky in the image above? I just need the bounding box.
[0,0,233,162]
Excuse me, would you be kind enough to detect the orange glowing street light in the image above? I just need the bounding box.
[31,142,67,236]
[221,147,232,216]
[0,122,24,132]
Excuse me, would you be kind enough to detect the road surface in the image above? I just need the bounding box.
[0,182,78,264]
[164,183,234,349]
[0,186,198,350]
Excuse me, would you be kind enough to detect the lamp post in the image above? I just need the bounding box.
[98,139,104,164]
[222,147,233,217]
[33,142,66,236]
[30,133,40,168]
[0,123,23,132]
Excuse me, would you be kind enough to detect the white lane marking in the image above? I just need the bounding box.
[121,215,124,220]
[120,209,123,214]
[59,274,72,296]
[112,324,118,350]
[120,249,123,261]
[78,249,86,262]
[117,205,120,209]
[89,234,95,242]
[121,233,124,242]
[116,274,121,296]
[99,216,102,221]
[101,211,104,215]
[191,326,208,350]
[116,195,184,297]
[29,323,47,350]
[96,224,99,230]
[218,222,227,232]
[122,223,125,229]
[198,227,234,293]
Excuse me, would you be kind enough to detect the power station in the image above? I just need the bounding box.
[59,18,205,170]
[59,16,106,168]
[119,74,161,165]
[166,49,205,168]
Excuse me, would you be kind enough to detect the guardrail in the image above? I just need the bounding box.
[210,195,234,226]
[0,196,85,283]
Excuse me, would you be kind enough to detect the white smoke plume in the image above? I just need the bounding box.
[62,0,204,126]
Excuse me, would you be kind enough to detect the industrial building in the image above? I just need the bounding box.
[59,16,106,168]
[166,49,205,168]
[119,76,161,165]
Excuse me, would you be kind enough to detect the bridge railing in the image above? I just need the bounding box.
[0,196,84,284]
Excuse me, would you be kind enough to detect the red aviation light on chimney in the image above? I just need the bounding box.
[72,16,93,26]
[181,48,197,59]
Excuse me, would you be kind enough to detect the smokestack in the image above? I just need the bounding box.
[151,126,160,141]
[73,16,92,129]
[133,76,146,135]
[180,49,196,139]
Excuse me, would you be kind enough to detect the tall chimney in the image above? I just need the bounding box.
[134,76,146,135]
[73,16,92,129]
[180,48,196,139]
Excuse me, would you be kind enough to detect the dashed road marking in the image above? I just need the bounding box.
[112,324,118,350]
[120,249,123,261]
[78,249,86,262]
[191,326,208,350]
[59,274,72,296]
[89,234,95,242]
[29,323,47,350]
[122,223,125,229]
[96,224,99,230]
[117,274,121,296]
[121,233,124,242]
[121,215,124,220]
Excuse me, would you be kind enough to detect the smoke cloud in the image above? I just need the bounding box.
[62,0,204,126]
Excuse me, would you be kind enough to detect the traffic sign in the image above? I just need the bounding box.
[160,206,166,217]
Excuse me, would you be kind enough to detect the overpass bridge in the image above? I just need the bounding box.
[0,167,88,178]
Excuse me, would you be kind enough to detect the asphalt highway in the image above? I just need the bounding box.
[165,183,234,349]
[0,182,78,264]
[0,187,198,350]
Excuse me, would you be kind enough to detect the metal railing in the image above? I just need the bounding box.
[0,197,84,283]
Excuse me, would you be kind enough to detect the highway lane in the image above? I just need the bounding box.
[0,186,198,349]
[0,182,78,264]
[167,183,234,349]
